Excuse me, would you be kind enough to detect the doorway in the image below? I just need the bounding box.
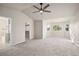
[25,31,30,39]
[0,16,11,48]
[25,23,30,40]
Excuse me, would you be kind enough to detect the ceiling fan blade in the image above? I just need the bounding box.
[43,4,49,10]
[44,10,51,13]
[33,5,40,10]
[32,11,39,13]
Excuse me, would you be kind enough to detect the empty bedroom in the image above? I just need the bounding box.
[0,3,79,56]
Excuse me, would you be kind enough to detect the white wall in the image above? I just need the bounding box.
[49,23,69,38]
[69,16,79,44]
[73,22,79,44]
[43,17,74,39]
[68,6,79,45]
[0,7,34,45]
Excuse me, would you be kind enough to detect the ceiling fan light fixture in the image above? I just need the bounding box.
[40,10,43,13]
[33,3,51,14]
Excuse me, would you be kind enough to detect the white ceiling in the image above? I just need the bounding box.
[0,3,79,21]
[0,3,35,11]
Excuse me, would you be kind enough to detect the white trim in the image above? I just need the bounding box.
[69,24,75,43]
[8,18,12,46]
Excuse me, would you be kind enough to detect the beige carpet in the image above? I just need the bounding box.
[0,37,79,56]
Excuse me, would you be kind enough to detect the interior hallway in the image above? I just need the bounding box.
[0,37,79,56]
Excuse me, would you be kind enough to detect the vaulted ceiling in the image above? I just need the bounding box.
[0,3,79,20]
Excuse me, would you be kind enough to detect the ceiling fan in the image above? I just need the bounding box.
[33,3,51,14]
